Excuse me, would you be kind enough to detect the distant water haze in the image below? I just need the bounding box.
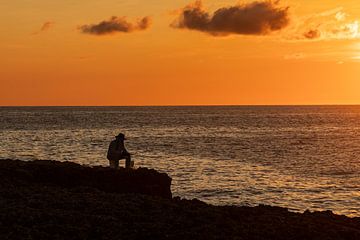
[0,106,359,216]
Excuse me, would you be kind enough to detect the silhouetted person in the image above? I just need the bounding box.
[107,133,132,169]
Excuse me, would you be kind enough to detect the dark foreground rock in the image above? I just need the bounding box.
[0,159,171,199]
[0,159,359,240]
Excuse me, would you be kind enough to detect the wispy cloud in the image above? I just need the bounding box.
[32,21,55,35]
[171,0,290,36]
[284,8,359,41]
[79,16,151,35]
[41,21,55,31]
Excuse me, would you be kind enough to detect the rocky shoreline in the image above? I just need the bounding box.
[0,159,359,240]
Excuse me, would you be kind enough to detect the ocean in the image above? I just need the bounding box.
[0,106,359,216]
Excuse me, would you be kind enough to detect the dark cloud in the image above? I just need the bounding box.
[172,0,290,36]
[79,16,151,35]
[303,29,321,39]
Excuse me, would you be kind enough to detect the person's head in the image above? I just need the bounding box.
[115,133,126,141]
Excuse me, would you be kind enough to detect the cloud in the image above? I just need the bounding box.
[32,21,55,35]
[285,8,359,41]
[171,0,290,36]
[303,29,321,39]
[79,16,151,35]
[41,21,55,32]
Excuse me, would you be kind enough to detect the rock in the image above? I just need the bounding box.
[0,159,359,240]
[0,159,172,199]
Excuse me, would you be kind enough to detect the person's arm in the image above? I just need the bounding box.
[123,148,129,155]
[120,142,130,155]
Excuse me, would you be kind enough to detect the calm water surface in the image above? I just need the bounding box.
[0,106,359,216]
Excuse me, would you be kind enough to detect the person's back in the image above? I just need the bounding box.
[107,140,123,161]
[107,133,132,169]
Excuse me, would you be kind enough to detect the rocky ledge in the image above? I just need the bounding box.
[0,159,171,199]
[0,159,359,240]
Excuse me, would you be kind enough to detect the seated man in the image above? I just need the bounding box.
[107,133,132,169]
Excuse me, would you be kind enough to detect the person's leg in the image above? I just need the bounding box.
[114,159,119,169]
[109,160,115,169]
[125,154,132,169]
[109,159,120,169]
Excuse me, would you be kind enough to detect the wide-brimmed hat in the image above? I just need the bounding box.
[115,133,126,140]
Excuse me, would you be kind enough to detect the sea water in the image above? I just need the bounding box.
[0,106,359,216]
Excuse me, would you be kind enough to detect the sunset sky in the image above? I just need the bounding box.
[1,0,360,106]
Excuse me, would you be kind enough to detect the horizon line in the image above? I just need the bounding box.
[1,104,360,107]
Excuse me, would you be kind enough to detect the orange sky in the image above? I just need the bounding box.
[1,0,360,106]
